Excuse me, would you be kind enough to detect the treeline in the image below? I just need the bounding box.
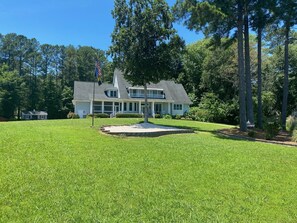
[177,37,297,125]
[1,31,297,125]
[174,0,297,130]
[0,33,113,119]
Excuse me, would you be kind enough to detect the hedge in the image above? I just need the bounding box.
[87,113,110,118]
[116,113,142,118]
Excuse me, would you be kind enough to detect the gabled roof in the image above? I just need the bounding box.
[114,70,192,104]
[74,70,192,104]
[73,82,116,101]
[22,111,48,115]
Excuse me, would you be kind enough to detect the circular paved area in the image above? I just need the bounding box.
[101,123,194,137]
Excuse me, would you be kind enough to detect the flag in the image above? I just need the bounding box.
[95,60,103,85]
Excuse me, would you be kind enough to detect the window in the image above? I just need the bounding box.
[110,91,117,98]
[94,102,102,113]
[174,104,182,110]
[129,88,164,98]
[129,103,133,111]
[124,103,127,111]
[104,102,113,112]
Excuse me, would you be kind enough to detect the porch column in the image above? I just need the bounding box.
[112,102,115,115]
[151,101,155,117]
[121,101,124,113]
[90,101,93,114]
[168,102,171,115]
[139,101,142,114]
[102,101,104,113]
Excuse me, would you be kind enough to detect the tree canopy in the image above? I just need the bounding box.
[0,33,112,119]
[110,0,184,122]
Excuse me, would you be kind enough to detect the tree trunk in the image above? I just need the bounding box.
[238,1,247,131]
[144,83,149,123]
[281,27,290,130]
[257,27,263,129]
[244,5,254,125]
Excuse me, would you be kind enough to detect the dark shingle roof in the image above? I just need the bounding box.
[74,82,116,101]
[114,70,192,104]
[74,70,192,104]
[22,111,48,115]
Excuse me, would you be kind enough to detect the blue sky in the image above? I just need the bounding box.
[1,0,203,51]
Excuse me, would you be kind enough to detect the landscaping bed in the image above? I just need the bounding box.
[218,128,297,147]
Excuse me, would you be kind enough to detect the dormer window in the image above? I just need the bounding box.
[110,90,117,98]
[105,90,118,98]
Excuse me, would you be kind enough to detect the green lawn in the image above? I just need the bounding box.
[1,118,297,222]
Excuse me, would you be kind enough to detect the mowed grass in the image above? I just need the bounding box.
[1,118,297,222]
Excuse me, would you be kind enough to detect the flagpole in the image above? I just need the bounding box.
[92,58,102,127]
[92,80,95,127]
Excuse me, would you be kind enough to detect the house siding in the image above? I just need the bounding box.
[183,104,190,114]
[75,102,90,118]
[172,104,190,116]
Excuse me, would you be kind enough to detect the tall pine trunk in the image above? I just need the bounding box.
[244,4,254,125]
[238,1,247,131]
[257,27,263,129]
[144,83,149,123]
[281,26,290,130]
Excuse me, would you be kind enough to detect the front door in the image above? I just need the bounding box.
[155,103,162,114]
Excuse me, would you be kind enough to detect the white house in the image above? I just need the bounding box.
[72,69,192,118]
[21,110,48,120]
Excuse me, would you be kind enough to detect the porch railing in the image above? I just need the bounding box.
[129,93,165,99]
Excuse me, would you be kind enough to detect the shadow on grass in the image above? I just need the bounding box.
[137,120,296,146]
[213,131,257,142]
[146,120,263,142]
[142,120,229,134]
[213,130,297,147]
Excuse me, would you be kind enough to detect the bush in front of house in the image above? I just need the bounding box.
[163,114,172,119]
[67,112,80,119]
[154,114,161,118]
[187,93,239,124]
[286,115,297,134]
[188,107,211,122]
[116,113,142,118]
[87,113,110,118]
[173,114,182,120]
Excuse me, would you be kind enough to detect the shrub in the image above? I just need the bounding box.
[175,114,182,120]
[188,93,239,124]
[292,130,297,142]
[248,130,256,138]
[67,112,80,119]
[286,115,297,134]
[154,114,161,119]
[188,107,211,122]
[264,120,280,140]
[87,113,110,118]
[163,114,172,119]
[116,113,142,118]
